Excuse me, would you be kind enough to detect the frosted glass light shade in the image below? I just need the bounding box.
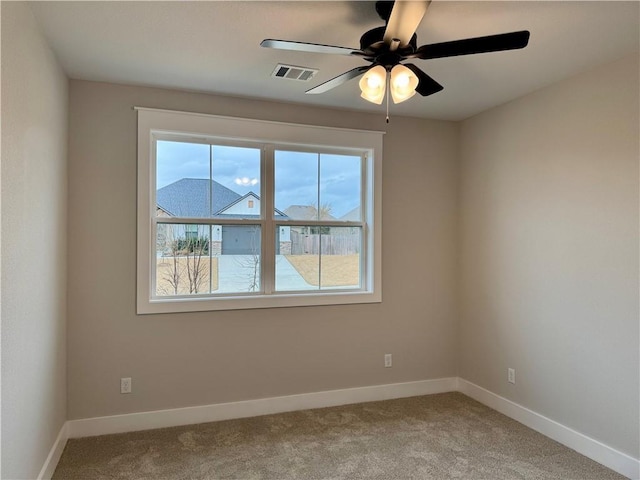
[359,65,387,105]
[390,64,418,104]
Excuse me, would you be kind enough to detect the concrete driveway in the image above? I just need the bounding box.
[215,255,316,293]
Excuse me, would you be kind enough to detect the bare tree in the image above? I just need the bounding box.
[308,201,333,220]
[158,224,184,296]
[157,224,210,295]
[245,249,260,293]
[165,241,183,296]
[185,225,209,294]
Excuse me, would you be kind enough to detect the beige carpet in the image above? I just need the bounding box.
[53,392,624,479]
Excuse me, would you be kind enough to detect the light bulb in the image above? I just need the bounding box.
[367,75,381,88]
[390,64,418,104]
[394,73,410,88]
[359,65,387,105]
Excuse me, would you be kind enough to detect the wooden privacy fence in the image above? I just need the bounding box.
[290,231,359,255]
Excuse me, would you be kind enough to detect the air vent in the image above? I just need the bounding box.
[271,64,318,82]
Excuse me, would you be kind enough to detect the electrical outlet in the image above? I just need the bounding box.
[508,368,516,384]
[121,377,132,394]
[384,353,392,368]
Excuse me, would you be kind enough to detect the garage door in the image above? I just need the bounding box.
[221,225,261,255]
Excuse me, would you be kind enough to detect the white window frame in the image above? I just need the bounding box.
[136,107,383,314]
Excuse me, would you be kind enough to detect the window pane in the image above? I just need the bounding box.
[155,224,263,296]
[156,224,212,296]
[319,226,361,289]
[276,226,318,291]
[275,150,361,221]
[275,151,319,220]
[156,140,210,218]
[212,145,261,220]
[320,154,361,221]
[217,225,261,293]
[156,142,262,221]
[275,226,361,291]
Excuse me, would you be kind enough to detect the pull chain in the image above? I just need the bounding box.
[385,70,390,123]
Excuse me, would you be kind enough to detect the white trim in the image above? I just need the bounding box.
[132,106,386,136]
[137,108,383,314]
[458,378,640,480]
[37,422,69,480]
[67,378,457,438]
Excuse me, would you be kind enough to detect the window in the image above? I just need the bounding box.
[137,108,382,313]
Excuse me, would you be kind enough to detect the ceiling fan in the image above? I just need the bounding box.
[261,1,530,113]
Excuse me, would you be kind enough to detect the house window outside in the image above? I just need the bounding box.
[137,108,382,313]
[184,224,199,240]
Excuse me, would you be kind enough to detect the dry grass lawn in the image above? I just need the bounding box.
[156,257,219,295]
[285,254,360,287]
[155,255,358,293]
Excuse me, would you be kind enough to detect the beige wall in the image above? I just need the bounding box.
[7,6,636,472]
[67,80,459,419]
[1,2,69,478]
[459,54,639,457]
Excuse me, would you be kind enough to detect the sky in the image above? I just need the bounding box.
[156,140,361,218]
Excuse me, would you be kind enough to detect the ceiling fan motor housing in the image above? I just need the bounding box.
[360,26,417,63]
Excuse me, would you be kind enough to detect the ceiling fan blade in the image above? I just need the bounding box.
[383,1,430,47]
[404,63,443,96]
[260,39,365,57]
[412,30,530,60]
[306,66,372,94]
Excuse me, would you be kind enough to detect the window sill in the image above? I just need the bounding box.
[137,290,382,314]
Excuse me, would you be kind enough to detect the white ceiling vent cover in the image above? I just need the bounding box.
[272,64,318,81]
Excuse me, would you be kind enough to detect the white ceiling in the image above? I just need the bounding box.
[31,1,639,121]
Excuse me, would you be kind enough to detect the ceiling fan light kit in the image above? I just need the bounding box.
[261,1,530,118]
[359,65,387,104]
[359,64,418,106]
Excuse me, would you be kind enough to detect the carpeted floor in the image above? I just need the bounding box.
[53,392,625,479]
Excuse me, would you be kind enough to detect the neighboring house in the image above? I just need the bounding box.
[283,204,336,236]
[340,206,360,221]
[156,178,290,255]
[156,178,240,218]
[283,204,360,255]
[283,204,336,221]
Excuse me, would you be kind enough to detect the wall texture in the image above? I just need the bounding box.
[459,54,639,457]
[67,81,459,419]
[1,3,69,478]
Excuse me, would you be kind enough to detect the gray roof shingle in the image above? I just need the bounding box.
[157,178,289,219]
[156,178,241,217]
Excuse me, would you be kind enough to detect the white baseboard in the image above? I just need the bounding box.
[67,377,458,438]
[37,422,69,480]
[45,377,638,480]
[458,378,640,480]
